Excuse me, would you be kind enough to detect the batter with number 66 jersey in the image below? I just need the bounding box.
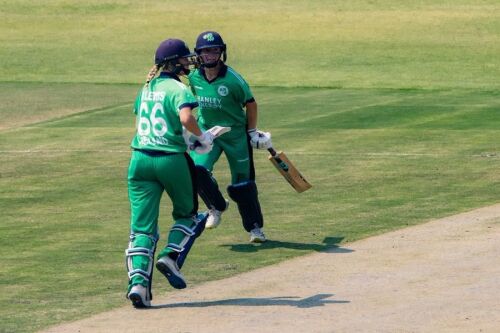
[125,38,213,309]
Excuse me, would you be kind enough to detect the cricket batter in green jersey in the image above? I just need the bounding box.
[188,31,272,243]
[126,38,216,308]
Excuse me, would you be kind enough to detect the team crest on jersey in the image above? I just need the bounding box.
[217,85,229,96]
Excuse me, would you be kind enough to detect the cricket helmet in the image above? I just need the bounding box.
[194,31,227,66]
[154,38,197,74]
[195,31,226,52]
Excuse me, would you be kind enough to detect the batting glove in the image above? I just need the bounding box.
[248,128,272,149]
[191,131,214,154]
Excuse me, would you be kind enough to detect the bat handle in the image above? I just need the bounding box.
[268,147,277,156]
[268,147,289,172]
[189,140,201,150]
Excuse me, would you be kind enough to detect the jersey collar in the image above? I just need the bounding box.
[159,71,181,82]
[200,63,228,83]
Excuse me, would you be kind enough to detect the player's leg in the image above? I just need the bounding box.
[155,153,207,289]
[190,144,229,228]
[126,151,162,308]
[195,165,229,228]
[227,180,265,242]
[222,131,266,242]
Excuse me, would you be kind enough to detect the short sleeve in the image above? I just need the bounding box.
[240,77,254,104]
[228,67,254,106]
[133,89,142,114]
[173,81,199,114]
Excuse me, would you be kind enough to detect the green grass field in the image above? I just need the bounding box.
[1,1,499,332]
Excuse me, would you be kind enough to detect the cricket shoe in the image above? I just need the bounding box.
[127,284,151,308]
[205,199,230,229]
[156,256,187,289]
[249,227,266,243]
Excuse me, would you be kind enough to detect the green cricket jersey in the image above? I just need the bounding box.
[131,73,198,153]
[188,65,254,129]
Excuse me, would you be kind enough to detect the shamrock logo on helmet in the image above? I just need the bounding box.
[203,33,215,42]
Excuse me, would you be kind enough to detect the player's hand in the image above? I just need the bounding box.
[192,131,214,154]
[248,129,272,149]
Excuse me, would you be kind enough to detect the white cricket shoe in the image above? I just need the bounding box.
[205,199,229,229]
[249,227,266,243]
[156,256,186,289]
[127,284,151,308]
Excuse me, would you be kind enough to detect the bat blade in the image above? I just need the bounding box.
[188,126,231,150]
[268,148,312,193]
[206,125,231,137]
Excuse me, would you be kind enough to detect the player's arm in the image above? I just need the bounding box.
[179,107,214,154]
[245,100,272,149]
[179,107,202,136]
[176,89,203,137]
[245,100,258,131]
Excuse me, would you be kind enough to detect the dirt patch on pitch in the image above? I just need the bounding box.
[41,204,500,333]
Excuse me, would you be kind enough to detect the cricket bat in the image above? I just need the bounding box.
[188,126,231,150]
[268,147,312,193]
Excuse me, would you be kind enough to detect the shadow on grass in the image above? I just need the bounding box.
[222,236,353,253]
[152,293,349,309]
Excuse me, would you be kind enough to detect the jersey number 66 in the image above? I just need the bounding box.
[137,102,168,136]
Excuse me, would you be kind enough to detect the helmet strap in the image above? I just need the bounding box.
[199,52,223,68]
[202,62,218,69]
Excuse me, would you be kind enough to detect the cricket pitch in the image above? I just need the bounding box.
[41,204,500,333]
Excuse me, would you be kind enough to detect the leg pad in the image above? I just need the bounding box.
[125,233,158,300]
[196,165,227,211]
[174,213,208,269]
[227,181,263,232]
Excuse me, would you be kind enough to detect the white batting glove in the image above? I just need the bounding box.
[248,128,272,149]
[192,131,214,154]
